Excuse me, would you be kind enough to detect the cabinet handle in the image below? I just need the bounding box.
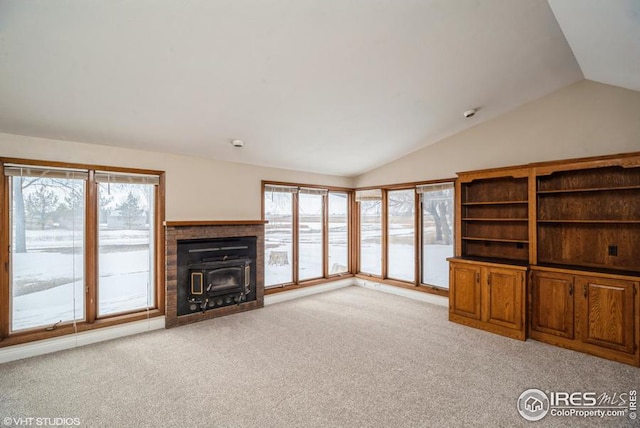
[569,284,574,296]
[476,272,480,285]
[583,284,587,298]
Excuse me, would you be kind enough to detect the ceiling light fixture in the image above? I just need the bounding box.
[231,139,244,148]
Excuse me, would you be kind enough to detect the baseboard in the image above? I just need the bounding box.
[0,316,166,364]
[264,278,354,306]
[355,278,449,308]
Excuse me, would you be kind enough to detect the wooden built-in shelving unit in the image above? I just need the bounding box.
[449,152,640,366]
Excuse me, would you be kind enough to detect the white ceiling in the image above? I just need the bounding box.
[548,0,640,92]
[0,1,633,177]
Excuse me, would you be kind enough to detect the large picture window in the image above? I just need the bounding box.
[328,192,349,275]
[263,182,350,288]
[298,188,325,281]
[264,185,295,287]
[356,189,382,276]
[419,183,454,288]
[1,160,164,343]
[387,189,415,282]
[97,173,157,316]
[7,167,86,331]
[356,182,454,291]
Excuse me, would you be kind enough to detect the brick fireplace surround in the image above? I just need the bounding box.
[165,221,266,328]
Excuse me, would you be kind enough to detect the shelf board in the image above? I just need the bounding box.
[536,262,640,276]
[462,200,528,206]
[462,237,529,244]
[462,218,528,222]
[538,219,640,224]
[537,185,640,194]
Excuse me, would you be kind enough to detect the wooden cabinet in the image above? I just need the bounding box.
[449,259,526,340]
[450,152,640,366]
[578,276,636,355]
[450,262,481,320]
[530,270,575,339]
[530,268,639,366]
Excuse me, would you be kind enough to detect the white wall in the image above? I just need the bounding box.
[354,80,640,187]
[0,133,352,220]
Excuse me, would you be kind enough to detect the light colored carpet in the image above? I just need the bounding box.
[0,286,637,427]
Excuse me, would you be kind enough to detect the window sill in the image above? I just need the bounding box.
[0,309,164,348]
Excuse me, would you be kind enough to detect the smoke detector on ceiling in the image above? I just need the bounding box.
[231,139,244,148]
[463,109,477,118]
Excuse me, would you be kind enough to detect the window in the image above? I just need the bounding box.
[387,189,415,282]
[264,185,295,287]
[328,192,349,275]
[7,167,87,331]
[2,160,163,342]
[356,189,382,276]
[298,188,325,281]
[96,173,157,316]
[419,183,454,288]
[356,182,454,291]
[263,182,350,288]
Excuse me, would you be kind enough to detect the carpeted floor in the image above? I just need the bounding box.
[0,286,637,427]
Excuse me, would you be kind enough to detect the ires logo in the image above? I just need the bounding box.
[518,389,637,421]
[549,392,597,406]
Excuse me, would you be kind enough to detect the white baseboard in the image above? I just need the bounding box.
[265,277,449,308]
[264,278,354,306]
[355,278,449,308]
[0,316,165,364]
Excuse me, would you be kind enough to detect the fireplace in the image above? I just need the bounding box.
[177,236,256,315]
[165,221,265,328]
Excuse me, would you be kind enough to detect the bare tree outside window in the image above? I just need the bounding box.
[387,189,415,282]
[421,184,454,288]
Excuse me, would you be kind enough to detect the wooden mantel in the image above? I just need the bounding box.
[164,220,268,227]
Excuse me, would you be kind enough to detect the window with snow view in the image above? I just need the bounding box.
[97,173,157,316]
[357,189,382,276]
[8,168,86,331]
[298,189,324,281]
[264,183,351,288]
[419,182,454,288]
[328,192,349,275]
[3,162,162,338]
[264,185,294,287]
[387,189,415,282]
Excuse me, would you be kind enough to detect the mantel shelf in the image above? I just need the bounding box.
[164,220,268,227]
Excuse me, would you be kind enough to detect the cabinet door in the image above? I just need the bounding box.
[450,263,481,320]
[577,276,636,354]
[484,267,524,330]
[531,271,575,339]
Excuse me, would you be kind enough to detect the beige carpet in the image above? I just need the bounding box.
[0,286,637,427]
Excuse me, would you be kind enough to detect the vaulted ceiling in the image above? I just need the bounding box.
[0,1,638,177]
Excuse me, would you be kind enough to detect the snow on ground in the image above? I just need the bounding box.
[11,229,152,331]
[266,223,452,289]
[13,224,451,331]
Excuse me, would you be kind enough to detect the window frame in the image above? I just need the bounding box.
[262,181,353,292]
[0,158,165,346]
[355,179,454,296]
